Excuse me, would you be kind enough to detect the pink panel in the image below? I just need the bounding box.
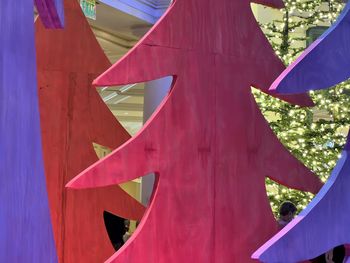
[68,0,322,262]
[36,1,145,262]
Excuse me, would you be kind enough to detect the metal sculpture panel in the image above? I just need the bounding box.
[35,0,145,262]
[68,0,322,262]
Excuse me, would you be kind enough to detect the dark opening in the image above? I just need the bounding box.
[103,211,128,251]
[309,245,346,263]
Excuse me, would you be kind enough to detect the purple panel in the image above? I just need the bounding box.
[35,0,64,28]
[253,135,350,262]
[270,2,350,94]
[253,2,350,263]
[0,1,57,261]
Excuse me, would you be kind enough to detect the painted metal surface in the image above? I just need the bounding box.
[68,0,322,262]
[253,2,350,263]
[0,0,63,261]
[35,0,145,262]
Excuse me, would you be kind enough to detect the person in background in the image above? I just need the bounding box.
[310,245,345,263]
[276,201,346,262]
[123,220,131,243]
[277,201,297,230]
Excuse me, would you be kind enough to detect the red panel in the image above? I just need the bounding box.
[68,0,322,262]
[35,1,145,262]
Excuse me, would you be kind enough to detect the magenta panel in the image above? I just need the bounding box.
[68,0,322,262]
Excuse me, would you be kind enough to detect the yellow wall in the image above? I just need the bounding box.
[93,143,142,232]
[93,142,141,201]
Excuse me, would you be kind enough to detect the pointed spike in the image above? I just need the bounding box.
[255,106,322,193]
[67,127,159,189]
[251,0,284,9]
[93,45,179,87]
